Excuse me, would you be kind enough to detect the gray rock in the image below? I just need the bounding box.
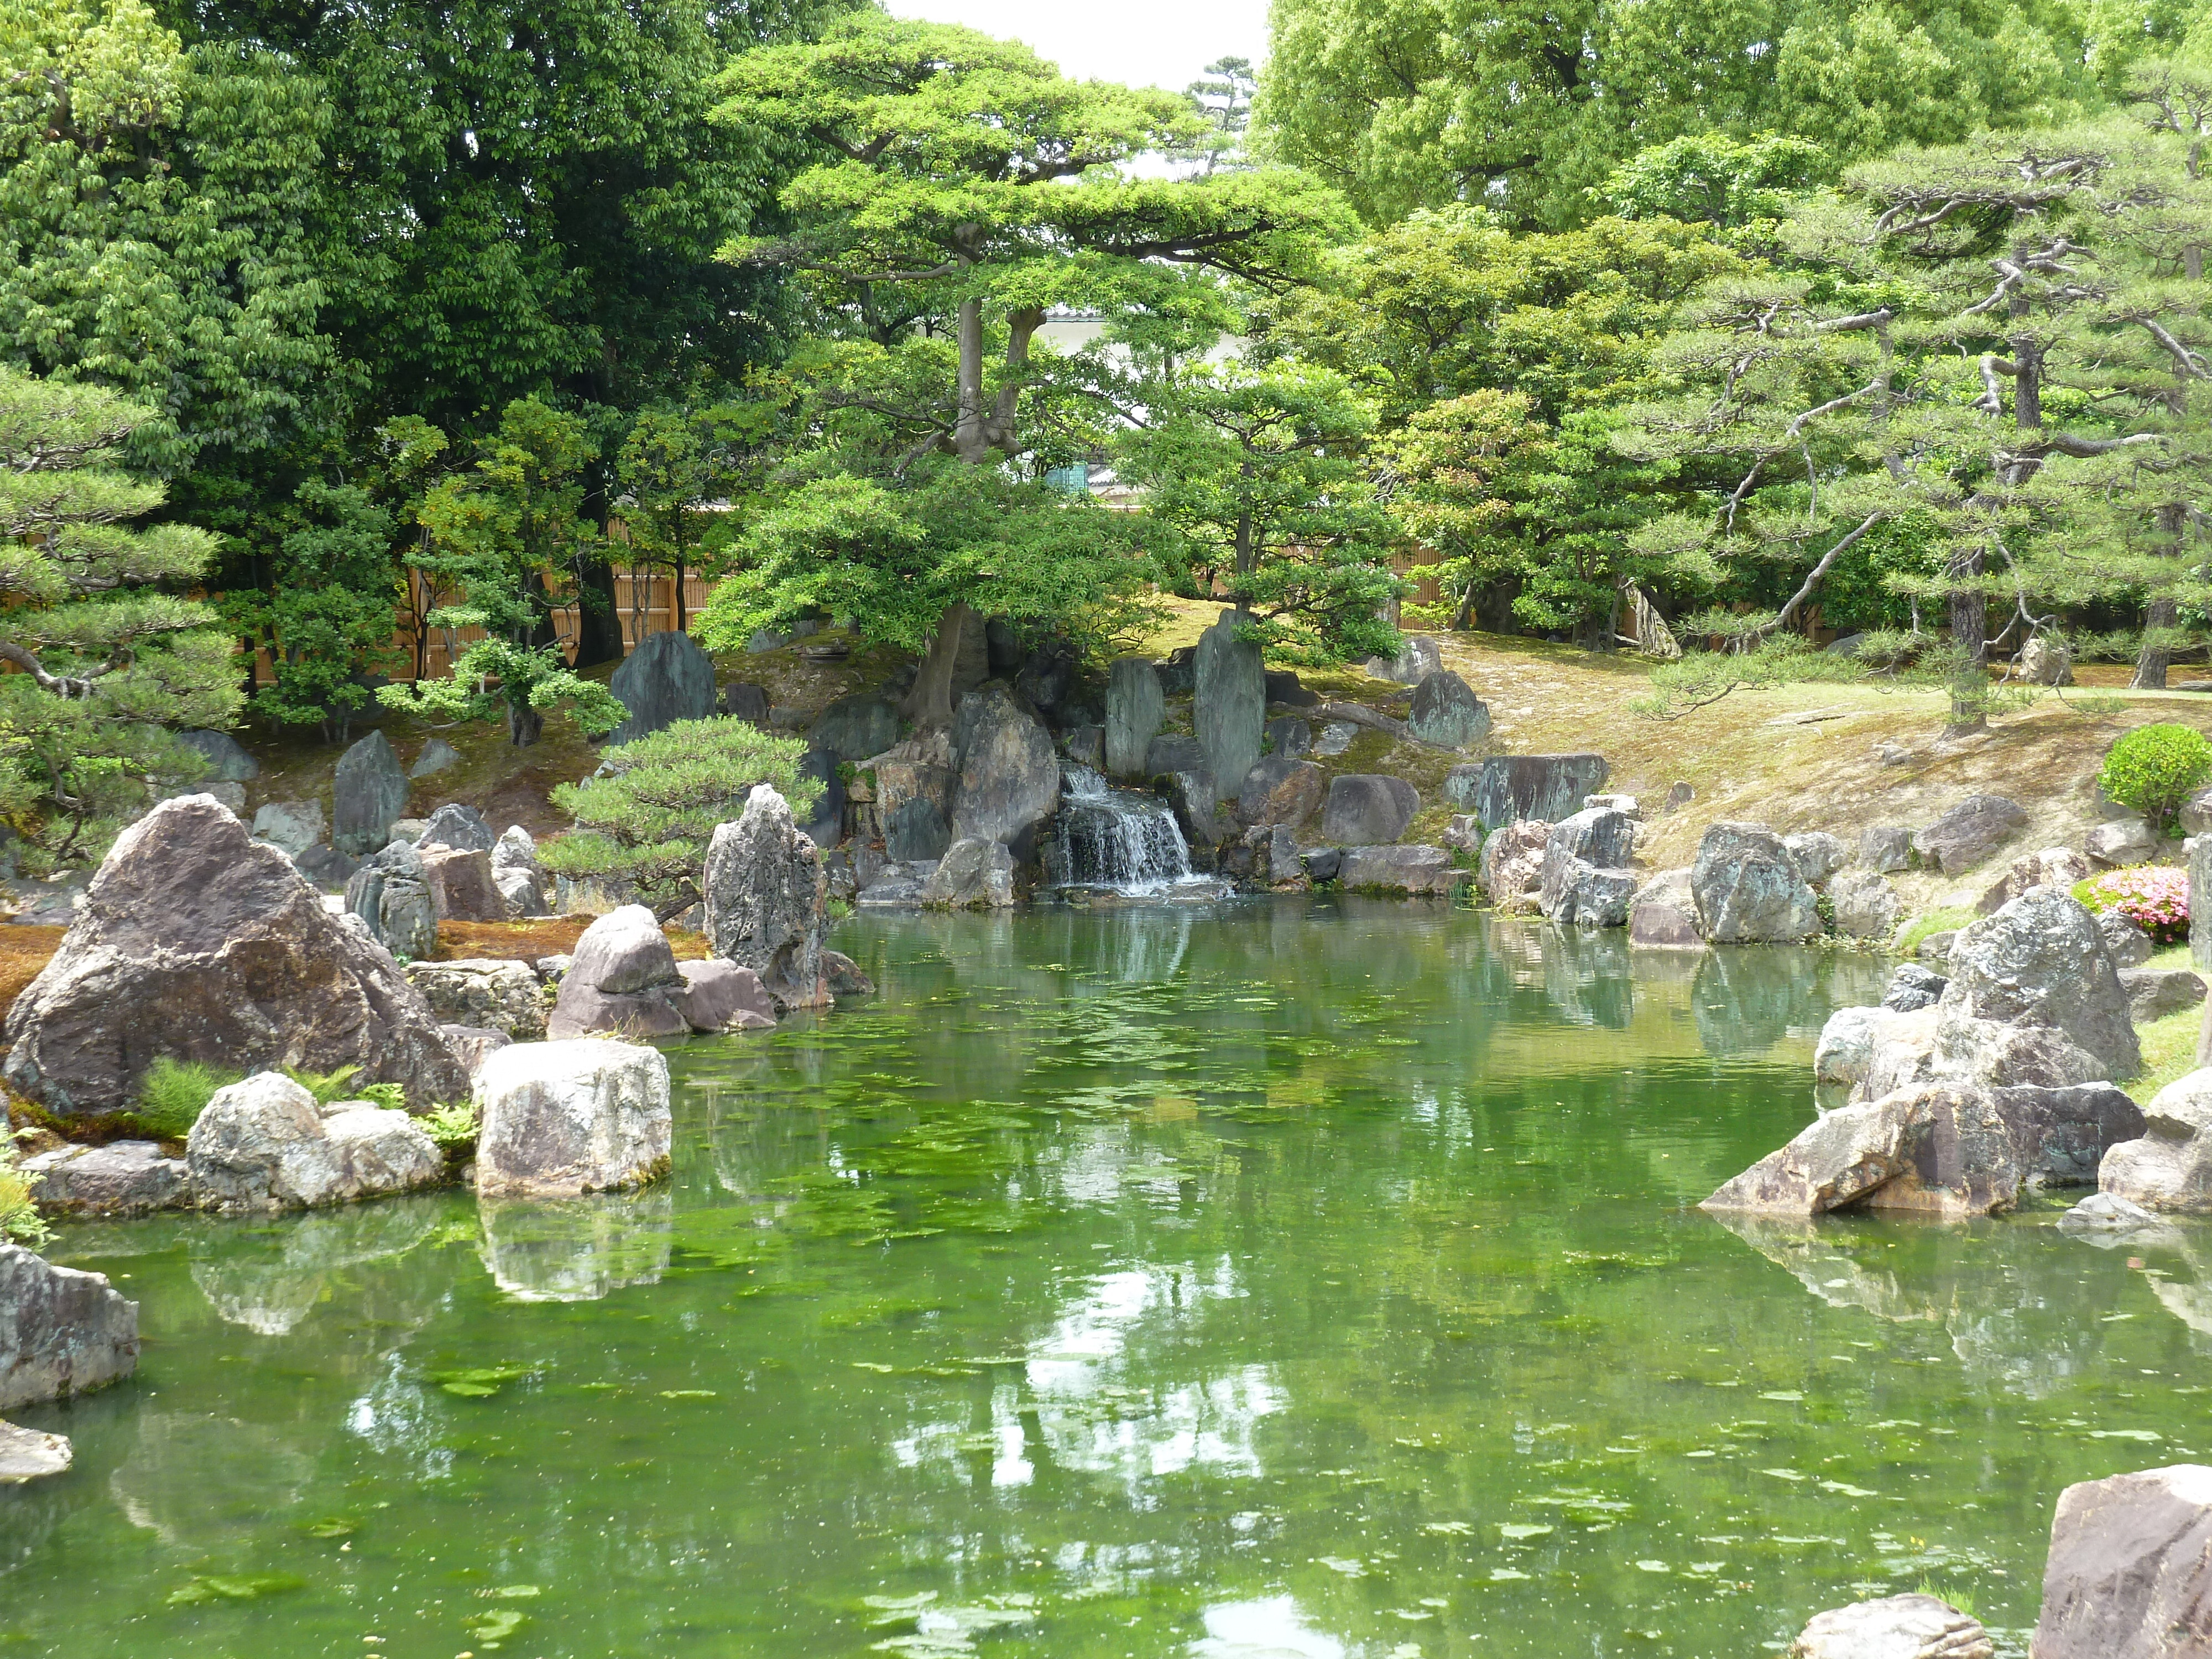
[2057,1190,2176,1241]
[1156,770,1223,852]
[1814,1006,1915,1093]
[20,1140,189,1218]
[419,802,494,852]
[343,838,439,961]
[1384,634,1443,684]
[857,870,927,908]
[1321,775,1418,843]
[1193,613,1266,811]
[1301,847,1343,883]
[1154,645,1197,698]
[2100,910,2156,968]
[822,950,874,996]
[722,682,770,724]
[1882,963,1948,1012]
[1265,669,1318,707]
[473,1038,672,1198]
[2123,966,2208,1023]
[1788,1593,1991,1659]
[1105,658,1165,778]
[607,630,717,746]
[2182,786,2212,839]
[1585,792,1641,820]
[1338,844,1459,895]
[0,1418,71,1481]
[1978,845,2095,914]
[408,737,461,779]
[1910,794,2030,875]
[252,798,325,857]
[1829,869,1901,940]
[1940,887,2138,1081]
[5,797,465,1113]
[810,693,900,762]
[439,1024,511,1085]
[1691,822,1820,942]
[1989,1082,2145,1186]
[0,1244,138,1409]
[884,796,952,863]
[2196,833,2212,973]
[950,684,1060,851]
[1264,716,1312,758]
[1441,813,1481,854]
[1406,670,1490,749]
[1916,929,1959,964]
[744,628,785,655]
[2030,1464,2212,1659]
[2101,1068,2212,1212]
[406,958,547,1040]
[921,837,1016,909]
[1552,862,1636,927]
[1060,724,1104,770]
[1237,757,1324,828]
[1459,754,1610,830]
[178,729,258,782]
[387,818,428,845]
[1628,868,1701,946]
[1479,820,1551,915]
[1313,721,1357,757]
[420,845,504,922]
[703,785,827,1008]
[1143,734,1207,779]
[1538,806,1636,926]
[1014,638,1074,712]
[795,744,844,851]
[1859,826,1914,873]
[1261,825,1306,886]
[1783,831,1849,885]
[2086,816,2160,867]
[291,843,359,891]
[186,1072,442,1214]
[670,960,776,1032]
[546,907,688,1039]
[1663,781,1694,812]
[332,730,409,856]
[534,954,572,983]
[491,826,546,919]
[1700,1091,1926,1215]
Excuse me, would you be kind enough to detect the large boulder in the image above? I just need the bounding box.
[185,1072,443,1214]
[1194,614,1266,812]
[1829,869,1901,940]
[343,838,439,960]
[1628,868,1701,946]
[885,796,952,862]
[1338,844,1458,895]
[546,907,690,1039]
[406,959,548,1040]
[491,826,547,919]
[2101,1069,2212,1212]
[1700,1092,1925,1215]
[1692,822,1820,942]
[2100,910,2156,968]
[703,785,826,1009]
[418,802,494,852]
[670,960,776,1033]
[1380,634,1443,684]
[1911,794,2029,875]
[3,796,466,1114]
[921,837,1016,909]
[810,693,900,762]
[20,1140,190,1218]
[0,1244,138,1409]
[606,629,717,746]
[1789,1594,1991,1659]
[1538,806,1636,927]
[473,1039,672,1198]
[1859,825,1914,873]
[1479,819,1551,914]
[1406,670,1490,749]
[177,729,258,782]
[419,846,505,922]
[1104,657,1165,778]
[1237,757,1324,828]
[252,798,325,857]
[2030,1464,2212,1659]
[1321,775,1418,844]
[948,684,1060,852]
[1940,888,2138,1082]
[332,730,409,856]
[1458,754,1610,830]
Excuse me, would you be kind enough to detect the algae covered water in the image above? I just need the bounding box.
[7,899,2210,1658]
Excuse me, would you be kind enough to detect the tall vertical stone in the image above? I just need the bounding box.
[2193,835,2212,971]
[332,730,409,856]
[607,630,717,746]
[1193,612,1264,808]
[1104,657,1164,777]
[703,785,827,1009]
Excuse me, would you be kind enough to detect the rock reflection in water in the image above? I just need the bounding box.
[189,1195,444,1334]
[109,1412,312,1547]
[478,1188,674,1302]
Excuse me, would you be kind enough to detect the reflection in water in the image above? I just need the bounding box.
[189,1195,442,1334]
[109,1413,311,1547]
[477,1189,674,1301]
[1191,1597,1346,1658]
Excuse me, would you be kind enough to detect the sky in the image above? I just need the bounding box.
[881,0,1271,93]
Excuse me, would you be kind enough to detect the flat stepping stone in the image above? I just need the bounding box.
[0,1420,71,1482]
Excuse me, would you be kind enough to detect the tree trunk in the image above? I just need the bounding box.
[1948,551,1987,730]
[953,298,987,463]
[2135,502,2187,689]
[508,700,544,747]
[570,552,623,668]
[901,601,978,732]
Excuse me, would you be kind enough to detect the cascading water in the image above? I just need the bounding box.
[1051,764,1217,897]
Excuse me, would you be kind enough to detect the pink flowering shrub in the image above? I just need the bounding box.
[2075,865,2190,945]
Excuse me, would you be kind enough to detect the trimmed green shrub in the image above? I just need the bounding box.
[2098,723,2212,836]
[128,1058,242,1140]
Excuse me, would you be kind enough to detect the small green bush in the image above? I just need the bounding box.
[421,1101,479,1157]
[283,1065,364,1105]
[127,1057,242,1140]
[2099,722,2212,836]
[0,1150,50,1246]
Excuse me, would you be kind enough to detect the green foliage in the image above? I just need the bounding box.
[541,717,824,919]
[0,1149,51,1246]
[282,1064,364,1107]
[128,1057,241,1140]
[380,630,626,748]
[1601,134,1832,229]
[422,1100,480,1157]
[1114,362,1401,663]
[2098,723,2212,834]
[615,406,745,634]
[0,366,243,862]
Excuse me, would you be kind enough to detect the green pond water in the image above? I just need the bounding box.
[7,898,2210,1659]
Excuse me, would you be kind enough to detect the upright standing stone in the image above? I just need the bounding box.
[344,838,440,959]
[797,746,845,850]
[473,1039,672,1198]
[1193,612,1265,805]
[2030,1464,2212,1659]
[2192,835,2212,971]
[606,630,717,746]
[177,729,258,782]
[1104,657,1165,778]
[1406,670,1491,749]
[332,730,408,856]
[704,785,827,1008]
[948,685,1060,851]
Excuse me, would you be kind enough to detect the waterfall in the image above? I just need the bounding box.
[1052,764,1212,896]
